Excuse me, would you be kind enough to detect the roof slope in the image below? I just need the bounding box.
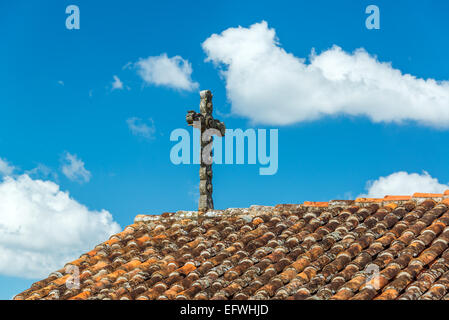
[14,191,449,300]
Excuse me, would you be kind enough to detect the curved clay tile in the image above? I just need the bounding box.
[13,194,449,300]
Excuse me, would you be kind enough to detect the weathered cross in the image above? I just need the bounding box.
[186,90,225,212]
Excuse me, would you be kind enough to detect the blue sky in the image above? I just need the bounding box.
[1,0,449,299]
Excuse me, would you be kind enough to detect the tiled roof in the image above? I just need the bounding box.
[14,192,449,300]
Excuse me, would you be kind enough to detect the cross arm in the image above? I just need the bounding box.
[186,110,204,127]
[208,118,226,137]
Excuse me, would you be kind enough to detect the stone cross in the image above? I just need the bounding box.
[186,90,225,212]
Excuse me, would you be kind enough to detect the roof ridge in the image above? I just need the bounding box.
[133,190,449,223]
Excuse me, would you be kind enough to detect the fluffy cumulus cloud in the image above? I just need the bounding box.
[126,117,156,139]
[202,21,449,127]
[0,158,15,176]
[360,171,449,198]
[61,152,91,183]
[0,174,120,278]
[135,53,199,91]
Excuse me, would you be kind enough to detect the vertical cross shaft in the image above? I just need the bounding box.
[186,90,225,212]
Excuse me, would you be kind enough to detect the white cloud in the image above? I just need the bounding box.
[122,62,132,70]
[126,117,156,139]
[135,53,199,91]
[0,174,120,278]
[61,153,91,183]
[111,75,124,90]
[26,164,58,181]
[0,158,15,176]
[360,171,449,198]
[202,21,449,127]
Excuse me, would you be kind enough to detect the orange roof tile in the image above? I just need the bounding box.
[303,201,328,207]
[354,198,383,203]
[51,274,71,287]
[69,291,91,300]
[14,193,449,301]
[384,195,412,201]
[252,217,264,225]
[384,202,398,210]
[178,262,197,275]
[86,249,97,257]
[413,193,443,198]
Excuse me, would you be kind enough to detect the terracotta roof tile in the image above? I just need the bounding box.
[303,201,329,208]
[384,195,412,201]
[14,192,449,300]
[413,193,443,198]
